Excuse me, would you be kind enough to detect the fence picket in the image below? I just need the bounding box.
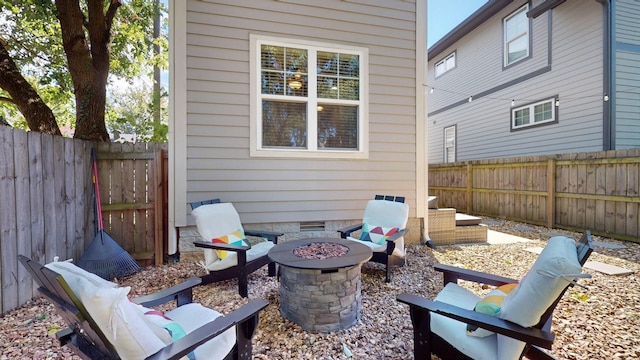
[0,127,19,313]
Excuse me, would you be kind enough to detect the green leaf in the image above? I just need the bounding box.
[570,292,589,302]
[48,325,61,335]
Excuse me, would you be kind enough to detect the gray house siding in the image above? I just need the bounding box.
[182,1,419,225]
[616,0,640,46]
[614,0,640,150]
[427,0,605,163]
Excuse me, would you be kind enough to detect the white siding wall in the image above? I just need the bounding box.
[427,0,604,163]
[184,0,418,223]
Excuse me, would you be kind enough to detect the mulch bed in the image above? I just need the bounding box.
[1,219,638,359]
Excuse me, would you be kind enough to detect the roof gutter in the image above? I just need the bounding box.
[428,0,514,60]
[601,0,612,150]
[527,0,567,18]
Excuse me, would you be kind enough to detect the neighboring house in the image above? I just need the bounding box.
[427,0,640,163]
[166,0,428,255]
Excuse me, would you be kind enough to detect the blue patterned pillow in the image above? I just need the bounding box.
[359,223,399,245]
[144,310,195,359]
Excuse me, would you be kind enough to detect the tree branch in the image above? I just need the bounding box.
[105,1,123,33]
[0,39,61,134]
[0,96,16,105]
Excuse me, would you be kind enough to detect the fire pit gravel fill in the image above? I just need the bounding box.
[293,242,349,260]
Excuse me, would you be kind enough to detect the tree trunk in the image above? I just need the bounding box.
[55,0,121,141]
[0,40,61,135]
[153,0,162,140]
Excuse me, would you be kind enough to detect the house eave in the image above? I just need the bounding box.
[527,0,567,19]
[428,0,514,61]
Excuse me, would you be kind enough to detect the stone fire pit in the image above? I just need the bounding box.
[268,238,372,332]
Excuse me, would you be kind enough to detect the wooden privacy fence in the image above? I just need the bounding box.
[94,142,167,268]
[0,126,168,315]
[0,126,94,314]
[429,148,640,243]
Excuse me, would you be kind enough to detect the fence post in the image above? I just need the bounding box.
[466,163,473,213]
[154,148,164,266]
[546,159,556,229]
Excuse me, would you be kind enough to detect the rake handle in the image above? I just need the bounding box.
[92,149,104,231]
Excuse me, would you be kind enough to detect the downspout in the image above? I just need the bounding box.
[602,0,613,150]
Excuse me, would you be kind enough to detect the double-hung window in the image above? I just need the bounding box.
[435,51,456,78]
[511,97,557,130]
[504,5,529,66]
[444,125,456,163]
[251,35,368,158]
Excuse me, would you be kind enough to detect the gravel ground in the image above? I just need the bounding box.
[1,219,639,359]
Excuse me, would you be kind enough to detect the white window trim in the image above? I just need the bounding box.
[504,5,529,66]
[435,51,456,78]
[444,125,456,163]
[511,97,557,130]
[249,34,369,159]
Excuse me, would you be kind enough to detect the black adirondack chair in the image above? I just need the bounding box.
[397,230,594,360]
[189,199,283,297]
[18,255,268,360]
[337,195,409,282]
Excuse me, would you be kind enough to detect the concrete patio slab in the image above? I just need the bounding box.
[593,241,627,250]
[584,261,634,276]
[524,246,544,255]
[486,230,533,244]
[513,225,536,232]
[481,220,503,226]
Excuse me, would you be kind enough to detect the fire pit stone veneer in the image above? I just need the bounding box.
[268,238,372,333]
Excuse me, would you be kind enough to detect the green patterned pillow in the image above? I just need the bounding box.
[359,223,399,245]
[211,228,246,259]
[466,283,518,337]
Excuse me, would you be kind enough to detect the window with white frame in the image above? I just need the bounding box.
[504,5,529,66]
[435,51,456,77]
[444,125,456,163]
[511,97,557,130]
[251,36,368,158]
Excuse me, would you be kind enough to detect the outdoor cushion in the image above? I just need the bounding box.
[80,283,167,359]
[431,283,499,360]
[430,236,584,359]
[359,223,399,245]
[347,199,409,258]
[202,240,274,272]
[166,303,236,360]
[346,236,388,253]
[49,260,236,360]
[191,203,249,265]
[499,236,582,327]
[128,303,176,344]
[47,261,168,358]
[45,259,118,290]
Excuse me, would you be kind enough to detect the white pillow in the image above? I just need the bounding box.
[46,261,166,359]
[499,236,582,327]
[45,260,118,290]
[78,283,166,359]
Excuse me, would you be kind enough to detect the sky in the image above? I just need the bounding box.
[428,0,488,47]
